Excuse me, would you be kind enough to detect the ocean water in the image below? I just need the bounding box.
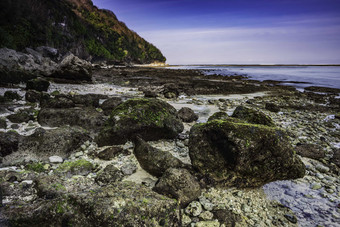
[171,65,340,90]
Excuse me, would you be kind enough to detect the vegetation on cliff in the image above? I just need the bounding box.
[0,0,166,63]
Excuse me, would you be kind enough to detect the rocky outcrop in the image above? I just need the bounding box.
[153,168,201,207]
[38,107,105,133]
[133,137,188,177]
[2,181,179,226]
[96,98,184,146]
[177,107,198,123]
[189,119,305,187]
[49,53,92,81]
[232,106,275,126]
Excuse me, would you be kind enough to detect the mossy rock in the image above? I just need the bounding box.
[56,159,94,176]
[189,119,305,187]
[232,106,275,126]
[207,112,230,122]
[4,91,21,100]
[96,98,184,146]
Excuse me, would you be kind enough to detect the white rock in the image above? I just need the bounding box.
[49,156,63,163]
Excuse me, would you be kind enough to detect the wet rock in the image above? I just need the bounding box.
[35,175,67,199]
[95,164,123,185]
[4,91,21,100]
[207,111,230,122]
[177,107,198,123]
[0,118,6,129]
[72,94,108,108]
[26,78,50,92]
[96,98,184,146]
[94,146,124,160]
[143,89,158,98]
[153,168,201,207]
[100,97,123,115]
[295,144,325,160]
[7,109,35,123]
[163,83,180,98]
[0,131,21,157]
[189,119,305,187]
[133,137,188,177]
[38,107,105,133]
[265,102,280,113]
[49,53,92,81]
[25,90,42,103]
[3,182,180,226]
[232,105,275,126]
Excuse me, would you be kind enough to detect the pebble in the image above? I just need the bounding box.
[199,211,213,220]
[185,201,203,217]
[74,151,83,158]
[311,183,322,190]
[182,214,191,225]
[49,156,63,163]
[316,164,330,173]
[195,221,220,227]
[284,214,297,224]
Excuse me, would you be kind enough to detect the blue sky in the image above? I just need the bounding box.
[92,0,340,64]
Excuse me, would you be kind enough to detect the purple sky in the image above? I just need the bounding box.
[92,0,340,64]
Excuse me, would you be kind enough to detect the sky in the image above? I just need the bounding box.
[92,0,340,64]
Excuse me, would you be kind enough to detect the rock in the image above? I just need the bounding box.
[95,164,123,185]
[195,220,220,227]
[3,182,180,226]
[4,91,21,100]
[199,211,214,220]
[213,209,241,226]
[71,94,108,108]
[95,146,124,160]
[265,103,280,113]
[207,111,230,122]
[96,98,184,146]
[232,106,275,126]
[284,214,298,224]
[26,78,50,92]
[100,97,123,115]
[7,109,35,123]
[0,118,6,129]
[41,95,75,108]
[121,163,137,176]
[295,144,325,160]
[163,83,180,98]
[36,46,59,61]
[315,164,330,173]
[38,107,105,133]
[49,53,92,81]
[143,90,158,98]
[189,119,305,187]
[0,131,21,157]
[185,201,202,217]
[133,137,188,177]
[153,168,201,207]
[177,107,198,123]
[49,156,63,163]
[25,90,43,103]
[56,159,94,176]
[2,126,91,165]
[331,149,340,168]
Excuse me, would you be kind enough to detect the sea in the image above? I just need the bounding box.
[170,65,340,91]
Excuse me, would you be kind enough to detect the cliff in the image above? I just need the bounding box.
[0,0,166,64]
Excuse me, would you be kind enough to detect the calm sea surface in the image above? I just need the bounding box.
[171,66,340,90]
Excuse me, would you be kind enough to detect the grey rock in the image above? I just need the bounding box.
[49,156,63,163]
[95,164,123,185]
[100,97,123,115]
[177,107,198,123]
[121,163,137,176]
[185,201,203,217]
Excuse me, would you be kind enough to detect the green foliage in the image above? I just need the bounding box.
[26,162,45,173]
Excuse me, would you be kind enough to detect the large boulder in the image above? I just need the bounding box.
[2,126,91,165]
[100,97,123,115]
[96,98,184,146]
[0,131,21,157]
[49,53,92,81]
[2,182,180,226]
[207,111,230,122]
[38,107,105,133]
[153,168,201,207]
[134,137,188,177]
[232,106,275,126]
[26,78,50,92]
[189,119,305,187]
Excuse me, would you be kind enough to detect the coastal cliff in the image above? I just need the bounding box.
[0,0,166,64]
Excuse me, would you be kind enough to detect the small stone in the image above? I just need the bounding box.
[121,163,137,175]
[311,183,322,190]
[176,141,185,148]
[284,214,297,224]
[185,201,203,217]
[81,144,87,150]
[74,151,83,158]
[43,164,50,170]
[316,164,330,173]
[199,211,214,220]
[182,214,192,226]
[49,156,63,163]
[316,173,324,179]
[195,220,220,227]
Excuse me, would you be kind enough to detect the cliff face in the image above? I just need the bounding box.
[0,0,166,63]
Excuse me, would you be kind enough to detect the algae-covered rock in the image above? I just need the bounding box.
[3,182,180,227]
[95,164,123,185]
[96,98,184,146]
[153,168,201,207]
[0,131,21,157]
[56,159,94,176]
[207,111,230,122]
[177,107,198,123]
[134,137,188,177]
[4,91,21,100]
[189,119,305,187]
[232,106,275,126]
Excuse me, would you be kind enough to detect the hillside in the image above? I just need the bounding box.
[0,0,166,64]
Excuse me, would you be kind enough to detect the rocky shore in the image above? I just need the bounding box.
[0,48,339,226]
